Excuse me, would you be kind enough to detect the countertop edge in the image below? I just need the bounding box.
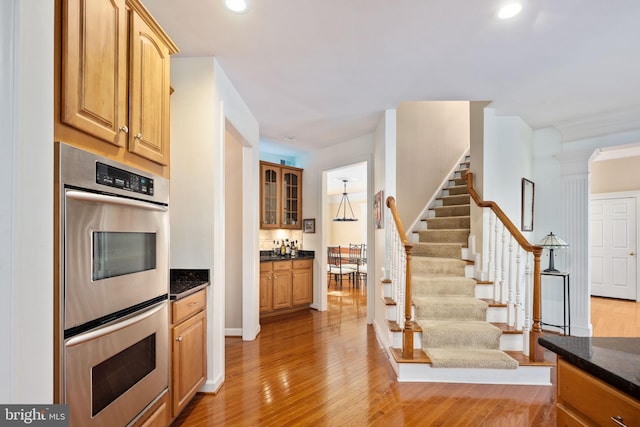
[170,282,210,301]
[539,336,640,401]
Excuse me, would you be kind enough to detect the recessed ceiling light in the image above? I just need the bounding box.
[497,2,522,19]
[224,0,248,13]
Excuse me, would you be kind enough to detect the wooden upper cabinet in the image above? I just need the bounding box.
[61,0,128,147]
[260,161,303,230]
[260,163,281,229]
[129,10,172,165]
[60,0,178,166]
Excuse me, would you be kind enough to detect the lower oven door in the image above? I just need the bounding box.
[64,301,168,427]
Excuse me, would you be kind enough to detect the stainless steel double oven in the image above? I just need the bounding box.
[57,143,169,426]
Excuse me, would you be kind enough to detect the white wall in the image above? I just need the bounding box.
[0,0,54,403]
[170,57,259,393]
[373,110,396,349]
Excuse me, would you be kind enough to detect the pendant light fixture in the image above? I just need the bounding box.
[333,179,358,222]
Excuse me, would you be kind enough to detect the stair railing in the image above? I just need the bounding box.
[465,172,545,362]
[386,196,416,359]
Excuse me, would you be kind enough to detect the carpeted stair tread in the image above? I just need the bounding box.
[418,229,470,244]
[412,257,467,275]
[446,185,469,196]
[416,320,502,349]
[424,216,470,230]
[440,194,471,206]
[413,296,487,321]
[425,348,519,369]
[432,205,470,217]
[412,242,464,258]
[412,275,476,297]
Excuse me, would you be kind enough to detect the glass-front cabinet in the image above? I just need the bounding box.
[260,161,302,230]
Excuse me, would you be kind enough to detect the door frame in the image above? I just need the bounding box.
[590,190,640,302]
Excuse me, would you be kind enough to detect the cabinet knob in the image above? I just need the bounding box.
[119,125,129,133]
[134,133,143,139]
[630,251,635,256]
[176,336,183,342]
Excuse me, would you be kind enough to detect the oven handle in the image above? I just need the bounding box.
[65,302,166,348]
[66,190,168,212]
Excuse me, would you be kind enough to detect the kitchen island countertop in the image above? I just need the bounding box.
[539,335,640,400]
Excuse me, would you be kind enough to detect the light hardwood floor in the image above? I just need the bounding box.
[172,287,637,426]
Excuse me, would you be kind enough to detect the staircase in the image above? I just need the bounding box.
[383,158,552,385]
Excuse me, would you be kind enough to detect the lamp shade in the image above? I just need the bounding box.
[537,232,568,273]
[537,232,568,248]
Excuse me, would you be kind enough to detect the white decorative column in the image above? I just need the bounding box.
[555,149,594,336]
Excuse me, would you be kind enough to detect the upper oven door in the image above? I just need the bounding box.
[64,189,169,330]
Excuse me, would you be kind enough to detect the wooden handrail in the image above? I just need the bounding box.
[465,172,545,362]
[386,196,415,359]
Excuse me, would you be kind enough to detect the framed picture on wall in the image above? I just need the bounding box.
[374,190,384,229]
[303,218,315,233]
[521,178,534,231]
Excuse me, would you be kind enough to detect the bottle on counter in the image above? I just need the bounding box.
[291,240,296,257]
[280,240,286,256]
[285,239,291,256]
[273,240,278,255]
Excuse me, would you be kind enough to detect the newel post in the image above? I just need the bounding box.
[529,248,545,362]
[402,244,414,359]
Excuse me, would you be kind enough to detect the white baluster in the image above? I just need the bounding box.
[523,251,532,356]
[494,221,502,302]
[515,246,523,331]
[500,224,508,304]
[507,235,515,326]
[488,212,496,283]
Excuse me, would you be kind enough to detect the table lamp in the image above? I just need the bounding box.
[537,232,569,273]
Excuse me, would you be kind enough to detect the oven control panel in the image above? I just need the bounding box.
[96,162,154,196]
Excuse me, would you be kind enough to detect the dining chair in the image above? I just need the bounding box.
[327,246,356,289]
[343,244,366,289]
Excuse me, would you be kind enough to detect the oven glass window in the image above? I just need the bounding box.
[93,232,156,281]
[92,334,156,416]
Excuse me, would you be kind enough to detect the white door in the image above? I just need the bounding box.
[591,197,637,300]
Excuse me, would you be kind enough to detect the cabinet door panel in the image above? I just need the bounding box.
[62,0,127,146]
[260,164,281,229]
[272,271,292,309]
[282,169,302,229]
[260,273,273,312]
[129,13,171,165]
[292,268,312,305]
[172,310,206,416]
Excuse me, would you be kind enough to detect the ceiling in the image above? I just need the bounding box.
[144,0,640,156]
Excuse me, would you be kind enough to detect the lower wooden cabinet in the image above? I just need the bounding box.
[260,259,313,318]
[171,290,207,420]
[292,259,313,305]
[556,358,640,427]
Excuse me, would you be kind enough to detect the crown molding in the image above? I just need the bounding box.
[553,107,640,142]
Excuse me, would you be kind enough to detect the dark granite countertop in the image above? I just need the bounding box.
[539,336,640,400]
[260,250,314,262]
[170,269,210,300]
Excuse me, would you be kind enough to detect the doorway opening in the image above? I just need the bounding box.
[323,161,369,316]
